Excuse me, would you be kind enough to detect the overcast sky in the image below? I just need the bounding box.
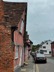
[4,0,54,45]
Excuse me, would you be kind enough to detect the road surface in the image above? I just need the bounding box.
[35,58,54,72]
[20,57,54,72]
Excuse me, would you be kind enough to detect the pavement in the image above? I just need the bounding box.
[50,57,54,59]
[15,67,21,72]
[20,55,35,72]
[48,56,54,60]
[15,56,54,72]
[15,55,35,72]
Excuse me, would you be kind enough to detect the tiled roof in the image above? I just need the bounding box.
[40,40,51,45]
[51,41,54,44]
[3,1,27,27]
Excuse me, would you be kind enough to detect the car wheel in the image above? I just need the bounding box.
[45,60,47,63]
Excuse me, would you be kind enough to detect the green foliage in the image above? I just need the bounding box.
[31,44,41,52]
[31,46,36,52]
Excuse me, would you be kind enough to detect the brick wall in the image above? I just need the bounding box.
[0,1,27,71]
[0,25,14,72]
[0,0,4,24]
[51,43,54,56]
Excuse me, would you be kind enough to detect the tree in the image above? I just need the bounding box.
[31,44,41,52]
[31,45,36,52]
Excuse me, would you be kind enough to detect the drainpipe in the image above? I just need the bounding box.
[23,3,27,64]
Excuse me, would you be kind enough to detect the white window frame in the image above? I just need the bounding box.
[43,46,46,48]
[20,20,24,34]
[15,45,18,59]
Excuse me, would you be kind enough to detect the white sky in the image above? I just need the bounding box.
[4,0,54,45]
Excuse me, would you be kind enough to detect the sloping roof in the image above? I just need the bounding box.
[3,1,27,27]
[26,39,33,44]
[40,40,52,45]
[29,39,33,44]
[51,41,54,44]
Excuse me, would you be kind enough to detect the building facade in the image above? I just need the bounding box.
[39,40,52,57]
[24,32,33,64]
[0,0,27,72]
[51,42,54,57]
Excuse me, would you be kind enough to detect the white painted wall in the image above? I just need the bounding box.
[39,40,52,57]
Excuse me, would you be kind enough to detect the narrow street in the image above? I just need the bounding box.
[35,58,54,72]
[21,56,54,72]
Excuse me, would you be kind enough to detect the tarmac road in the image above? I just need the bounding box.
[35,58,54,72]
[16,57,54,72]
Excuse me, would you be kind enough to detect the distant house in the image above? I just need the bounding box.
[39,40,52,57]
[0,0,27,72]
[26,39,33,58]
[51,42,54,57]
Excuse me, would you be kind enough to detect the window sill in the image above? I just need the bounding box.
[15,57,18,59]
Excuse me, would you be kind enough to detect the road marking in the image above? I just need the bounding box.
[21,68,26,72]
[33,64,35,72]
[36,64,39,72]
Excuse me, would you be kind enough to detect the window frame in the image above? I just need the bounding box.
[19,19,24,34]
[15,45,19,59]
[43,50,47,52]
[46,42,48,44]
[43,46,46,48]
[49,51,51,54]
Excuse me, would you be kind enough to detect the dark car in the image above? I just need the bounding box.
[30,52,35,58]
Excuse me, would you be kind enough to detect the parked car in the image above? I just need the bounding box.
[30,52,35,58]
[34,52,47,63]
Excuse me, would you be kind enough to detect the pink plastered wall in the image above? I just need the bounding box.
[14,11,25,67]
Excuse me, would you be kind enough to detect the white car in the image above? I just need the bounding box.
[34,52,47,63]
